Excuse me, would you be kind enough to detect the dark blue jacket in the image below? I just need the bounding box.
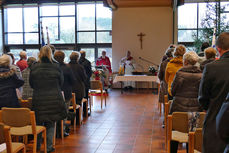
[0,67,24,109]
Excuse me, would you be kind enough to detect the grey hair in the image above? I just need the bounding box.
[183,51,199,65]
[70,51,81,61]
[0,54,12,67]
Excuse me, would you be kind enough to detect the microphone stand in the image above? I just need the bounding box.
[139,57,159,67]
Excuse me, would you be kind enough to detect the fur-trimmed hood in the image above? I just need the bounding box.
[0,67,16,79]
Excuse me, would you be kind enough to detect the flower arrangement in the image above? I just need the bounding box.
[92,70,106,80]
[148,66,157,75]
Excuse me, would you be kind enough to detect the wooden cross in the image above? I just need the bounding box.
[137,32,146,49]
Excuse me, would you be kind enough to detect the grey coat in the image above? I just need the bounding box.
[198,51,229,153]
[170,65,202,114]
[158,58,170,103]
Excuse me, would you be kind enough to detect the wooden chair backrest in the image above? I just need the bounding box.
[172,112,189,133]
[197,112,206,128]
[0,123,12,153]
[0,108,37,134]
[0,123,5,144]
[90,80,103,90]
[194,128,202,152]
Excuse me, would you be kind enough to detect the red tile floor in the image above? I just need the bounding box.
[45,89,186,153]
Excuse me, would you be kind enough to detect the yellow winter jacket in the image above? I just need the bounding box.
[165,56,183,96]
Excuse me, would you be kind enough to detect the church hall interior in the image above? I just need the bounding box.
[0,0,229,153]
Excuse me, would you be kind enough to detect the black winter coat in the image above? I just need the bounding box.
[29,59,67,123]
[59,63,76,101]
[68,60,87,100]
[0,67,24,109]
[170,65,202,113]
[216,93,229,153]
[198,51,229,153]
[79,57,92,89]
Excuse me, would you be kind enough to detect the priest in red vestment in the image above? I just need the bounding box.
[96,51,112,73]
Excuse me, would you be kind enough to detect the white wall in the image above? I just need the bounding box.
[112,7,173,72]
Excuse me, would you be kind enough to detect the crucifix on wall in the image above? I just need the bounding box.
[137,32,146,49]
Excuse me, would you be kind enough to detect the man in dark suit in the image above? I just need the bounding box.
[79,50,92,115]
[198,32,229,153]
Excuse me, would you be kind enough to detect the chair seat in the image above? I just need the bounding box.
[172,131,188,143]
[2,142,25,153]
[69,105,80,110]
[89,90,108,96]
[194,149,201,153]
[11,125,45,136]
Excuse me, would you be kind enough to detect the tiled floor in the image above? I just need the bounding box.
[51,89,186,153]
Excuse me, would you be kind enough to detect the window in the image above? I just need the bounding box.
[3,1,112,63]
[177,2,229,51]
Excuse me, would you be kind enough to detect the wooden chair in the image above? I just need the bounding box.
[189,128,202,153]
[167,112,189,153]
[69,93,82,129]
[89,80,107,109]
[19,98,32,109]
[164,100,172,149]
[0,123,26,153]
[82,98,88,118]
[0,108,47,153]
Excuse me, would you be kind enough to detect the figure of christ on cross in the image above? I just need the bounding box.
[137,32,146,49]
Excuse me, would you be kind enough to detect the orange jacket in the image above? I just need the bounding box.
[165,56,183,96]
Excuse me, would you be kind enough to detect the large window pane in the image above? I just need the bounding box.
[24,7,38,32]
[77,4,95,30]
[178,3,197,28]
[41,18,58,44]
[6,8,23,32]
[26,49,39,59]
[96,3,112,30]
[10,49,21,62]
[60,17,75,43]
[221,2,229,11]
[178,30,197,42]
[81,48,95,63]
[199,3,216,28]
[97,32,112,43]
[25,33,39,44]
[40,5,58,16]
[62,50,74,63]
[78,32,95,43]
[7,34,23,44]
[60,5,75,16]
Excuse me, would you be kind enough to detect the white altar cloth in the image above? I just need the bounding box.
[113,75,159,83]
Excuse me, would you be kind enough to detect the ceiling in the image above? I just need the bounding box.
[113,0,173,7]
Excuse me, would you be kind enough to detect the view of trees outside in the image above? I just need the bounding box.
[10,49,39,62]
[4,2,112,62]
[178,2,229,52]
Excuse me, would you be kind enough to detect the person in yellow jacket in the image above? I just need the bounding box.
[165,45,186,100]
